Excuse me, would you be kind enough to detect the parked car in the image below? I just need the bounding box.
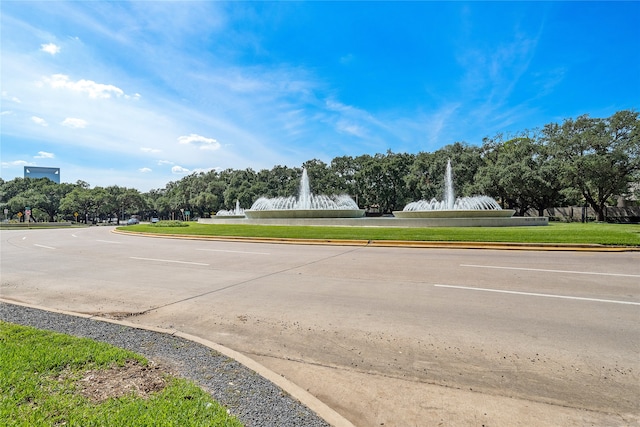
[151,217,159,223]
[127,218,140,225]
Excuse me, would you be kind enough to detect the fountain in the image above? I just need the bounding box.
[215,200,245,218]
[393,159,516,218]
[244,168,364,219]
[204,161,546,227]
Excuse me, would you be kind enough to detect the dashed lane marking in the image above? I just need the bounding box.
[435,284,640,306]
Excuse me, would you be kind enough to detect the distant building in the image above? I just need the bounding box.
[24,166,60,183]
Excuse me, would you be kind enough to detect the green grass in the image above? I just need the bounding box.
[0,322,243,427]
[122,222,640,246]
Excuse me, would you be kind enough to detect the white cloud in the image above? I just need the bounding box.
[171,165,190,174]
[1,111,13,116]
[141,147,161,153]
[35,151,55,159]
[44,74,125,99]
[335,120,366,138]
[31,116,48,126]
[41,43,61,55]
[177,133,221,150]
[1,91,21,103]
[139,167,152,173]
[158,160,174,165]
[1,160,30,168]
[61,117,87,128]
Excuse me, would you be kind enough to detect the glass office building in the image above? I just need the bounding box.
[24,166,60,183]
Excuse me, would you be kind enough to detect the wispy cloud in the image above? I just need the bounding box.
[171,165,190,174]
[141,147,162,153]
[35,151,55,159]
[43,74,125,99]
[61,117,87,128]
[1,160,30,168]
[139,167,152,173]
[158,160,174,165]
[41,43,60,55]
[2,91,21,103]
[31,116,48,127]
[177,134,221,150]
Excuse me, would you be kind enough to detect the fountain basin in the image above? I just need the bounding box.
[393,209,515,219]
[245,209,365,219]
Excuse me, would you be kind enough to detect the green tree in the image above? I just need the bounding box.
[105,186,146,223]
[353,151,414,213]
[1,178,75,221]
[330,155,359,198]
[544,110,640,221]
[60,187,96,223]
[223,168,260,210]
[474,134,566,216]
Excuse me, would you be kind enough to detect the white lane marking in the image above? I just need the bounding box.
[34,244,56,250]
[22,237,26,240]
[434,284,640,306]
[96,240,121,244]
[72,234,78,238]
[130,257,209,266]
[461,264,640,278]
[196,249,269,255]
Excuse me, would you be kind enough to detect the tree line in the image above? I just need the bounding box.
[1,110,638,223]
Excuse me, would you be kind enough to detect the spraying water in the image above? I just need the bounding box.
[215,199,245,216]
[249,168,359,211]
[444,159,455,210]
[403,159,503,212]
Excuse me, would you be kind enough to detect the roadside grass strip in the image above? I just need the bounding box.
[124,222,640,247]
[0,322,243,427]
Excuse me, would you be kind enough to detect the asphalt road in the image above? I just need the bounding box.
[1,226,639,426]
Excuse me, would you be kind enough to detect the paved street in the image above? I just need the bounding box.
[1,226,639,426]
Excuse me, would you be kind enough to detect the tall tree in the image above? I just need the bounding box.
[354,151,414,213]
[544,110,639,221]
[59,187,96,223]
[474,134,566,216]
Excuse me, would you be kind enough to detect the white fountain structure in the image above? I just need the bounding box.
[203,161,547,227]
[393,159,516,219]
[244,168,365,219]
[215,200,245,218]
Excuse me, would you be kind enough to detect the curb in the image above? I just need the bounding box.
[0,298,355,427]
[112,229,640,252]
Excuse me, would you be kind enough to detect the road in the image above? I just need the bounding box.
[1,226,639,426]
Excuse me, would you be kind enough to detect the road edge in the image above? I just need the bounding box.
[0,298,355,427]
[112,229,640,252]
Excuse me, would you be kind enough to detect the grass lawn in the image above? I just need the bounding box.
[122,222,640,247]
[0,322,243,427]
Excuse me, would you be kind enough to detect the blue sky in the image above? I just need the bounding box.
[1,1,638,192]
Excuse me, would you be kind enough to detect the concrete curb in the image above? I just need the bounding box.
[0,298,355,427]
[112,229,640,252]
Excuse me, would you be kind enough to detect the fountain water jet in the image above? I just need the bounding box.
[244,168,364,219]
[394,159,515,218]
[215,199,245,217]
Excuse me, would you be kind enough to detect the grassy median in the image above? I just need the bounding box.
[123,222,640,247]
[0,322,243,427]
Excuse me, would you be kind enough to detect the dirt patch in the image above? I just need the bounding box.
[83,311,147,320]
[60,359,170,403]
